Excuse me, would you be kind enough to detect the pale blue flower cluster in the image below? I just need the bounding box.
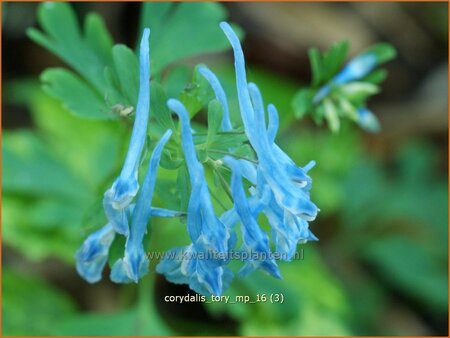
[76,28,177,284]
[76,23,318,295]
[156,22,318,295]
[313,49,381,132]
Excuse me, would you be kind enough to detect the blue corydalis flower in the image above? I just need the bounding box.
[314,52,378,104]
[219,22,318,261]
[111,129,172,283]
[156,244,234,296]
[220,21,318,221]
[103,28,151,236]
[357,107,380,133]
[199,65,257,183]
[76,203,181,284]
[75,223,115,283]
[156,99,231,296]
[333,52,378,85]
[198,65,232,131]
[226,157,281,278]
[167,99,229,255]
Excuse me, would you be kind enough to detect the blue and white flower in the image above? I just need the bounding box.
[111,130,172,283]
[76,223,115,283]
[314,51,379,104]
[103,28,151,236]
[156,99,232,296]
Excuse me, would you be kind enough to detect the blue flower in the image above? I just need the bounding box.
[167,99,230,255]
[75,223,115,283]
[220,22,319,221]
[253,102,318,259]
[357,107,380,133]
[333,53,378,85]
[198,65,232,131]
[199,65,257,183]
[103,28,151,236]
[156,99,232,295]
[156,245,234,296]
[225,156,281,278]
[314,52,378,104]
[110,129,173,283]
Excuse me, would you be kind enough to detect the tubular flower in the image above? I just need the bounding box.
[198,65,232,131]
[313,51,378,103]
[167,99,229,255]
[103,28,151,236]
[75,223,115,283]
[157,23,318,293]
[156,99,232,296]
[77,22,319,295]
[111,130,172,283]
[76,28,181,284]
[221,21,319,221]
[226,157,281,278]
[76,131,174,284]
[357,107,380,133]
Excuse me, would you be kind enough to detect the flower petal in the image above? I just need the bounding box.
[75,223,115,283]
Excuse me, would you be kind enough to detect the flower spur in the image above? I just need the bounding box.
[220,21,319,221]
[103,28,151,236]
[156,99,232,296]
[110,129,172,283]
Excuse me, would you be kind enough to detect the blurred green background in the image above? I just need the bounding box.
[2,2,448,336]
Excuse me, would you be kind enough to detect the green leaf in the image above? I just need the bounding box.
[207,249,352,336]
[323,99,340,133]
[164,65,191,98]
[150,82,175,130]
[55,307,172,336]
[365,43,397,64]
[27,2,110,92]
[104,66,127,106]
[84,13,114,64]
[159,149,183,170]
[112,44,139,105]
[337,82,379,104]
[2,82,123,261]
[108,234,126,267]
[207,132,248,152]
[206,99,223,145]
[322,40,349,82]
[337,97,358,121]
[28,2,139,120]
[2,270,76,336]
[3,130,88,199]
[41,68,108,119]
[292,88,314,119]
[308,48,322,86]
[363,237,448,311]
[179,67,216,117]
[2,197,85,262]
[233,143,256,160]
[138,2,242,74]
[362,69,388,85]
[176,163,191,212]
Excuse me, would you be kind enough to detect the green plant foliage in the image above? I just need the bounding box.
[205,249,352,336]
[3,81,124,261]
[28,2,242,120]
[292,41,396,132]
[2,270,76,336]
[54,307,171,336]
[340,141,448,313]
[138,2,243,74]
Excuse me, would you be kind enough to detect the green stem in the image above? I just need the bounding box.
[207,149,258,164]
